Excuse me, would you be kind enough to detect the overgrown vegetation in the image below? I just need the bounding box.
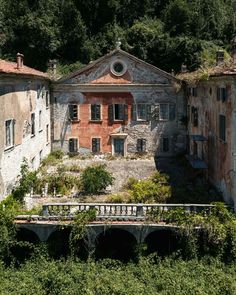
[108,171,171,203]
[0,0,235,73]
[80,164,114,195]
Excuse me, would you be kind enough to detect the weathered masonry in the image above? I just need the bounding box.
[0,54,51,200]
[52,45,186,157]
[181,38,236,207]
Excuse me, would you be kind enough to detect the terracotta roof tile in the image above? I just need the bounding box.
[0,59,48,78]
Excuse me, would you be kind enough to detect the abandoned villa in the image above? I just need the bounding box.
[1,39,236,209]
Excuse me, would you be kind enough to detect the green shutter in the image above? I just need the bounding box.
[146,104,151,121]
[131,104,137,121]
[169,104,176,121]
[108,105,114,123]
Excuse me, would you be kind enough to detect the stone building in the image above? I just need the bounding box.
[0,54,51,200]
[181,39,236,207]
[52,47,186,157]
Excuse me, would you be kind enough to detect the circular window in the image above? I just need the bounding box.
[110,60,127,76]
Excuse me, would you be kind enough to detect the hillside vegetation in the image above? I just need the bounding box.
[0,0,235,73]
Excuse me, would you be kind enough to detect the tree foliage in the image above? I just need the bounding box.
[0,0,235,73]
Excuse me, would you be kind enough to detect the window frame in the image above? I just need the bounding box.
[219,114,226,142]
[91,104,101,121]
[31,113,35,136]
[136,104,147,121]
[68,104,78,121]
[68,138,78,153]
[137,138,147,152]
[92,138,101,153]
[5,119,14,149]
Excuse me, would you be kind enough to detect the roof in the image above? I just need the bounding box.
[57,48,179,83]
[177,60,236,83]
[0,59,48,79]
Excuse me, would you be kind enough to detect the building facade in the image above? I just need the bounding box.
[0,54,51,200]
[52,48,186,157]
[184,42,236,207]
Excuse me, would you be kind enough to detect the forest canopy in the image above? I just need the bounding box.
[0,0,235,73]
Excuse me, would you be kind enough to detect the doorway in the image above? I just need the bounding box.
[113,138,125,156]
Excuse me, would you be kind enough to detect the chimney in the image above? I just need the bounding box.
[48,59,57,77]
[216,50,224,65]
[232,37,236,65]
[16,53,24,69]
[181,64,187,73]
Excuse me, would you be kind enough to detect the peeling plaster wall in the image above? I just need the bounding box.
[52,52,186,156]
[0,76,51,200]
[187,77,235,205]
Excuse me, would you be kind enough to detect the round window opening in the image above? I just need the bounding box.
[110,60,127,76]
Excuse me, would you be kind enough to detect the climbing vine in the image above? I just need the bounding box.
[69,209,97,256]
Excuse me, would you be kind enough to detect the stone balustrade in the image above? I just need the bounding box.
[41,203,216,221]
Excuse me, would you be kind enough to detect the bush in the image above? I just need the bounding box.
[128,171,171,203]
[41,151,64,167]
[80,165,114,195]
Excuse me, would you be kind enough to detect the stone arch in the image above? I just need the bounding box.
[47,227,71,258]
[16,228,40,244]
[144,229,180,256]
[94,228,137,261]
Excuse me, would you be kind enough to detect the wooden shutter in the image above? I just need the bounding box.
[96,104,101,120]
[124,104,128,121]
[222,87,228,102]
[146,104,151,121]
[137,139,142,152]
[169,104,176,121]
[92,138,100,153]
[217,88,221,101]
[108,105,113,123]
[131,104,137,121]
[193,108,198,127]
[69,138,78,152]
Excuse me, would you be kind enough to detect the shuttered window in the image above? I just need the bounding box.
[137,139,146,152]
[68,104,78,120]
[162,138,169,152]
[217,87,227,102]
[69,138,78,153]
[31,113,35,135]
[91,104,101,120]
[219,115,226,141]
[5,119,14,148]
[108,104,128,122]
[92,138,101,153]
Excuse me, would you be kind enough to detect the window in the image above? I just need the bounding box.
[39,150,43,163]
[92,138,101,153]
[37,85,41,99]
[217,87,227,102]
[219,115,226,141]
[68,104,78,120]
[108,104,128,122]
[187,87,197,97]
[31,157,35,169]
[39,110,42,130]
[110,60,127,76]
[162,138,169,152]
[46,91,49,108]
[46,124,49,143]
[91,104,101,120]
[5,119,14,148]
[69,138,78,153]
[137,104,147,120]
[31,113,35,135]
[137,139,146,152]
[159,104,176,121]
[191,107,198,127]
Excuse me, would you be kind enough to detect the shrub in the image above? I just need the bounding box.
[128,171,171,203]
[80,164,114,195]
[123,177,139,190]
[41,150,64,167]
[106,192,131,203]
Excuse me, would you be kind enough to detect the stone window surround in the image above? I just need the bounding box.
[4,118,14,150]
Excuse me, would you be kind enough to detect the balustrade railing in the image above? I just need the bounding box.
[40,203,216,221]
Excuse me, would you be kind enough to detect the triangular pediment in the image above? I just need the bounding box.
[57,49,178,85]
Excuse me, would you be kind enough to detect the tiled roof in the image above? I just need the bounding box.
[0,59,48,78]
[177,60,236,82]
